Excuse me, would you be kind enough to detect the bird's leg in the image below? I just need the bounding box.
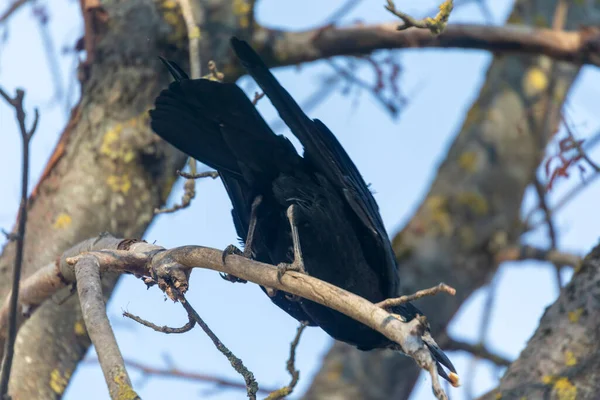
[220,195,263,283]
[277,204,307,280]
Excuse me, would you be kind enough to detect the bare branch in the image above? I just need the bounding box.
[385,0,454,35]
[533,178,564,289]
[177,170,219,180]
[123,311,196,334]
[251,91,265,105]
[73,255,139,399]
[180,296,259,399]
[110,358,275,394]
[0,87,38,397]
[254,24,600,69]
[178,0,202,80]
[494,245,582,268]
[0,237,456,400]
[0,0,29,24]
[265,323,307,400]
[155,161,217,215]
[445,338,511,367]
[376,283,456,309]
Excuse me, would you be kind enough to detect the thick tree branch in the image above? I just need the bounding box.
[478,244,600,399]
[0,236,456,400]
[251,23,600,70]
[74,255,138,399]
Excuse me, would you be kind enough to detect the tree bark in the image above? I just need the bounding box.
[0,0,197,397]
[303,1,599,399]
[478,245,600,400]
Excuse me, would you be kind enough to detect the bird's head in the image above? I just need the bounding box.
[387,305,459,387]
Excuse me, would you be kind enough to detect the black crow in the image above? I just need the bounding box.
[149,37,457,383]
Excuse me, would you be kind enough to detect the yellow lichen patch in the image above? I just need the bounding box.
[232,0,252,28]
[74,321,87,337]
[188,26,201,40]
[100,116,144,163]
[568,308,584,323]
[542,376,577,400]
[523,66,548,97]
[564,350,577,367]
[159,0,186,42]
[114,368,140,400]
[457,191,489,216]
[107,175,132,194]
[424,195,453,236]
[53,213,72,230]
[50,368,72,395]
[554,377,577,400]
[100,123,123,157]
[494,393,502,400]
[162,0,178,9]
[458,151,478,173]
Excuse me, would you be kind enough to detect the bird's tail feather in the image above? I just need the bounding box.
[150,64,299,180]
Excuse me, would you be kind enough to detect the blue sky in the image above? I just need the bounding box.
[1,1,599,399]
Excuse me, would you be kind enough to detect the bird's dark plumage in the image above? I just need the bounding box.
[150,38,456,382]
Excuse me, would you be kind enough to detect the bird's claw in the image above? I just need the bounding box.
[220,244,247,283]
[276,261,307,282]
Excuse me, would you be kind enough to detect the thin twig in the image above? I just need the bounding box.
[494,245,581,268]
[127,357,275,394]
[445,338,511,367]
[319,0,364,26]
[563,114,600,173]
[0,87,39,398]
[376,283,455,309]
[180,296,259,400]
[155,0,205,215]
[533,178,563,289]
[523,131,600,231]
[155,163,219,214]
[251,91,265,106]
[0,0,29,23]
[265,322,307,400]
[123,311,195,334]
[385,0,453,35]
[177,170,219,180]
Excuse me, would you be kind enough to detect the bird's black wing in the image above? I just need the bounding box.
[230,37,398,296]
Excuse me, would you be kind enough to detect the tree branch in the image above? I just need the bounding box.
[385,0,453,35]
[478,244,600,399]
[74,255,138,399]
[0,236,457,400]
[252,23,600,69]
[0,87,38,397]
[445,338,511,367]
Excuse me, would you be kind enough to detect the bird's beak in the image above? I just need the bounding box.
[422,333,460,387]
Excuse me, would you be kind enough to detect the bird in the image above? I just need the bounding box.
[149,37,457,384]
